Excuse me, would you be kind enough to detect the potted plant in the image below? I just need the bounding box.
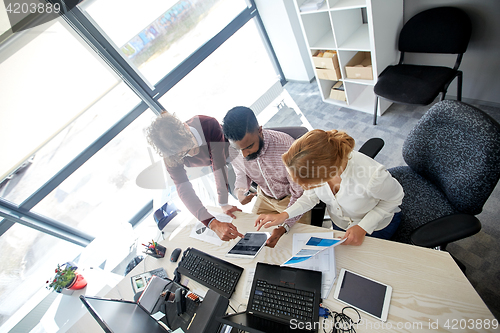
[46,262,87,293]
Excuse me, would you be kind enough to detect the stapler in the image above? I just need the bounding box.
[175,288,187,315]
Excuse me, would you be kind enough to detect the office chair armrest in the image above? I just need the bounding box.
[410,214,481,248]
[358,138,384,158]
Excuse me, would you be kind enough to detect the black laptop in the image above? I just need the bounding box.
[219,262,322,333]
[80,296,169,333]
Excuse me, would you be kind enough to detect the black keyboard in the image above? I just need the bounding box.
[177,248,243,298]
[250,279,315,323]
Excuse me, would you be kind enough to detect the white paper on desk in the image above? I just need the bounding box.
[189,221,222,246]
[188,211,232,246]
[243,267,256,299]
[284,232,342,298]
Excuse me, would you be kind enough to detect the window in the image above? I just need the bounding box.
[159,18,280,122]
[79,0,248,86]
[0,224,81,328]
[0,0,283,330]
[32,111,154,232]
[0,19,140,204]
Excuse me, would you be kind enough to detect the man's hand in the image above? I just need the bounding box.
[266,226,286,248]
[209,219,244,241]
[341,225,367,246]
[255,212,288,231]
[237,188,256,205]
[221,205,242,218]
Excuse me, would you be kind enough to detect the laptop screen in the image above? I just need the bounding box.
[81,296,169,333]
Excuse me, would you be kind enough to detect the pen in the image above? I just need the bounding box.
[187,312,196,330]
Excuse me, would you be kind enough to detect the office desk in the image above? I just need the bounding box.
[71,210,496,333]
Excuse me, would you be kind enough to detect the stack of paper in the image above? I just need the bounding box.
[299,0,326,12]
[282,234,345,298]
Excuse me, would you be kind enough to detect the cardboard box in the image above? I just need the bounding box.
[345,52,373,80]
[311,50,339,70]
[316,68,341,81]
[329,81,346,101]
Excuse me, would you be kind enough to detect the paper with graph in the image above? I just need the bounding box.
[282,233,345,298]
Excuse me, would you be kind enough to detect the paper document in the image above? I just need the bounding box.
[299,0,326,12]
[188,210,232,246]
[283,233,344,298]
[243,267,256,299]
[284,236,345,266]
[189,221,222,246]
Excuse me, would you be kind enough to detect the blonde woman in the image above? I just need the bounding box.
[255,129,404,245]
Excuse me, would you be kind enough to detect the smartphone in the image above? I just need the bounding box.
[244,182,258,196]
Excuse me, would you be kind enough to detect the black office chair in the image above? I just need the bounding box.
[388,101,500,269]
[373,7,472,125]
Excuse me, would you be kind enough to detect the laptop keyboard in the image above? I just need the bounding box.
[250,279,315,323]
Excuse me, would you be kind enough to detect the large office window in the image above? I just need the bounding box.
[32,111,154,232]
[160,18,280,122]
[79,0,248,86]
[0,0,283,329]
[0,224,82,327]
[0,17,142,328]
[0,20,140,203]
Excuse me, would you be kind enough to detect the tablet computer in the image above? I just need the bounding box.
[226,232,270,259]
[333,268,392,322]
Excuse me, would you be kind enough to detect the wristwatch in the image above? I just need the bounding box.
[279,222,290,234]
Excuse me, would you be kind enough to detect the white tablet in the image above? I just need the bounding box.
[226,232,270,259]
[333,269,392,322]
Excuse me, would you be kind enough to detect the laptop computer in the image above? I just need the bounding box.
[80,296,170,333]
[219,262,322,333]
[81,289,230,333]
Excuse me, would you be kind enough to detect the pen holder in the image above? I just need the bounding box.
[148,244,166,259]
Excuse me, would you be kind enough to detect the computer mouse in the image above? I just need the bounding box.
[170,248,182,262]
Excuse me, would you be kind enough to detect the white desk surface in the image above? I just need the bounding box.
[71,209,496,333]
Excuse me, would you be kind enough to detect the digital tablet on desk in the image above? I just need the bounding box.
[333,268,392,322]
[226,232,270,259]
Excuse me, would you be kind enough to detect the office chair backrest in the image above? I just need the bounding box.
[399,7,472,54]
[402,100,500,215]
[265,126,308,140]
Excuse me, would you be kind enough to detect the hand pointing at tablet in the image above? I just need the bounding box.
[210,219,244,241]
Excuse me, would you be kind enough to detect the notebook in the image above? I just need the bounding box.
[219,262,322,333]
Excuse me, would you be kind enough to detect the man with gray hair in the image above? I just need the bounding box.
[146,112,242,241]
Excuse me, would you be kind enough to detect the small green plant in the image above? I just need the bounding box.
[46,263,77,293]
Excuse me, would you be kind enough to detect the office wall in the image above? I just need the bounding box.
[402,0,500,106]
[255,0,315,82]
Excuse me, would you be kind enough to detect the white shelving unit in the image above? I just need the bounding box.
[294,0,403,115]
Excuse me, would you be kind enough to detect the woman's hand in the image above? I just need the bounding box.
[341,225,367,246]
[255,212,289,231]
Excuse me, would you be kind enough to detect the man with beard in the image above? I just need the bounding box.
[222,106,310,248]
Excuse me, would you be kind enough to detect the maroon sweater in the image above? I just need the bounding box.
[165,116,229,226]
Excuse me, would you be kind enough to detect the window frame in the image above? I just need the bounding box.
[0,0,285,244]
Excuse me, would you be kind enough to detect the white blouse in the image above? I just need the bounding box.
[285,151,404,234]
